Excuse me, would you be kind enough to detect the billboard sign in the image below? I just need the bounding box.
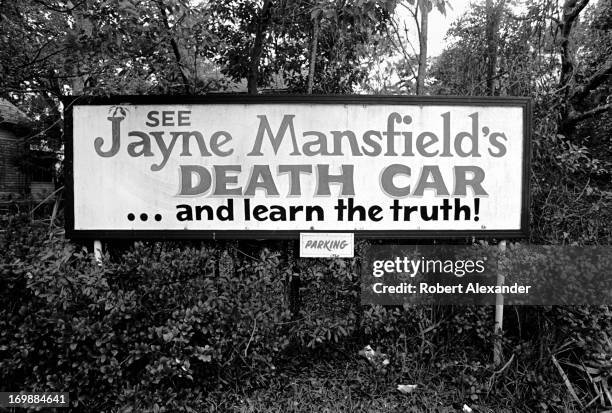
[65,95,530,239]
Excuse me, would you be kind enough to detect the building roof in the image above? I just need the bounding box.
[0,98,31,127]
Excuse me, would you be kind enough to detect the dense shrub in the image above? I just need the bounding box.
[1,215,611,411]
[0,215,292,411]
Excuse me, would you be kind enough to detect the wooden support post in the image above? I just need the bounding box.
[94,239,103,263]
[288,240,301,319]
[353,242,363,342]
[493,239,506,366]
[214,243,221,278]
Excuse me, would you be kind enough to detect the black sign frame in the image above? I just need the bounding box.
[63,94,531,240]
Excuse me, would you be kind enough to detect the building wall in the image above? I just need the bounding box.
[30,181,55,201]
[0,127,27,199]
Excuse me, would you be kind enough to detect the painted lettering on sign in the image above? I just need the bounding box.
[300,233,354,258]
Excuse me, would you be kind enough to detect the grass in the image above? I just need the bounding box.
[201,343,584,413]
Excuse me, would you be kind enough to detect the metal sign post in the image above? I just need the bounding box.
[493,239,506,366]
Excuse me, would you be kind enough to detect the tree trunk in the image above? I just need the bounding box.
[557,0,590,134]
[416,0,428,95]
[157,1,191,94]
[307,17,320,94]
[556,0,612,134]
[485,0,504,95]
[67,0,86,94]
[247,0,273,95]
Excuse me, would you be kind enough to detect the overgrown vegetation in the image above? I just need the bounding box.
[1,216,611,412]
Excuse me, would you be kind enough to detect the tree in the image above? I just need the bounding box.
[210,0,395,94]
[557,0,612,135]
[0,0,242,150]
[246,0,274,94]
[429,1,561,97]
[383,0,447,95]
[484,0,505,95]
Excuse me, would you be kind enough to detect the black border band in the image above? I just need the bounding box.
[63,94,531,240]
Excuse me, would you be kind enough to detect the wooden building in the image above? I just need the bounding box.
[0,98,56,204]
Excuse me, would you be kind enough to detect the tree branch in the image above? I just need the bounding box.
[565,103,612,127]
[386,18,417,80]
[571,57,612,102]
[32,0,87,13]
[401,1,420,39]
[247,0,273,95]
[16,45,69,70]
[558,0,590,91]
[306,16,319,94]
[403,20,419,59]
[157,0,192,94]
[564,0,590,21]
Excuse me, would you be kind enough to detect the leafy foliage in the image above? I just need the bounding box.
[428,1,612,245]
[2,219,611,411]
[0,216,291,411]
[207,0,395,94]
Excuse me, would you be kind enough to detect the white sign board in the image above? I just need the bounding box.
[66,96,530,239]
